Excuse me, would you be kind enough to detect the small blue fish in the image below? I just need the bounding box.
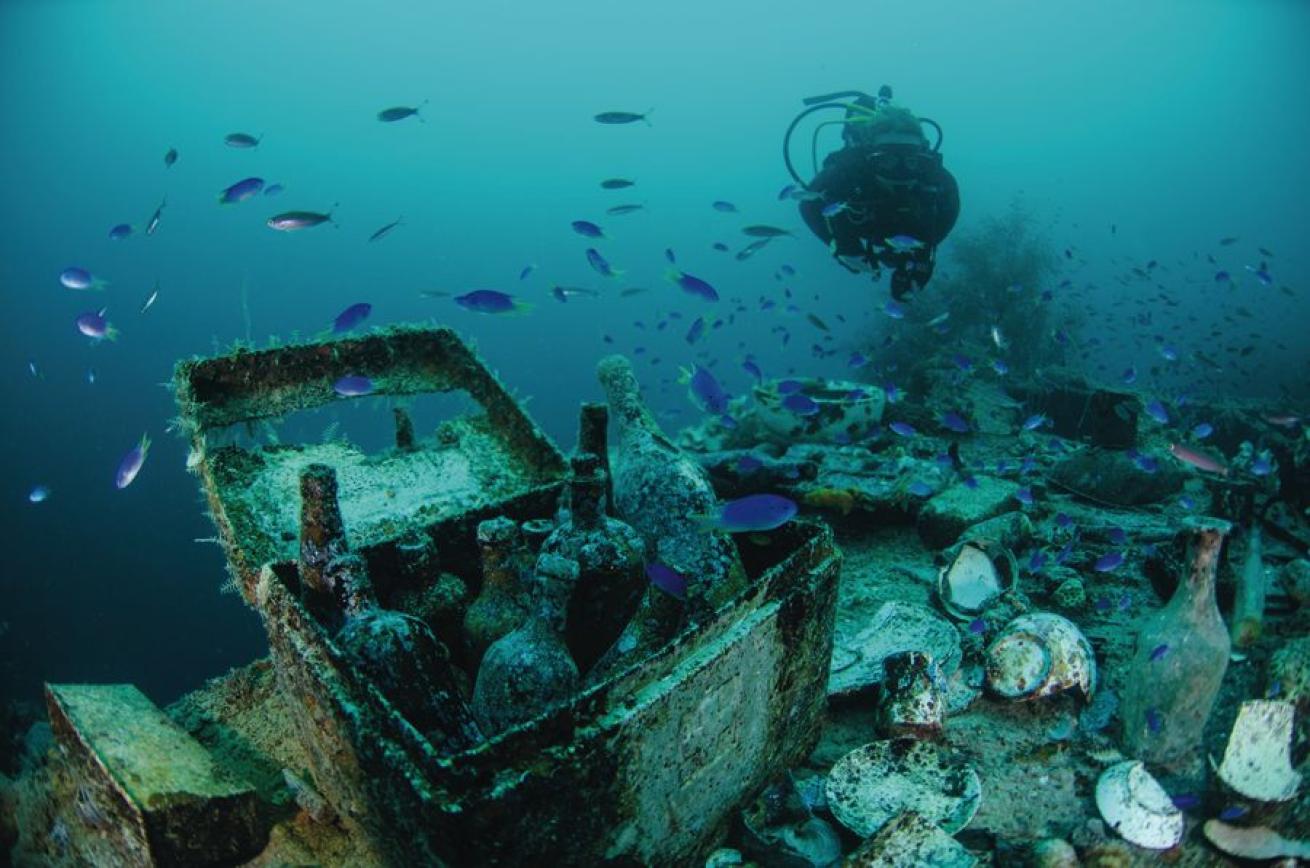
[1218,805,1248,822]
[1022,414,1048,431]
[667,269,718,301]
[820,201,847,218]
[777,184,797,200]
[782,392,820,416]
[882,382,902,403]
[1094,551,1125,572]
[685,317,705,345]
[1108,527,1127,546]
[940,411,970,434]
[1144,400,1169,425]
[1192,422,1213,439]
[883,234,923,253]
[992,359,1009,375]
[332,302,372,333]
[1135,453,1160,474]
[907,480,933,497]
[586,248,620,278]
[883,300,906,319]
[333,375,373,397]
[1149,644,1169,662]
[968,618,987,635]
[264,183,284,196]
[737,455,763,473]
[742,358,763,381]
[684,363,730,415]
[1146,708,1163,733]
[60,267,108,291]
[1214,270,1231,283]
[1251,456,1273,476]
[1178,495,1195,510]
[1159,345,1178,362]
[114,433,151,489]
[697,494,798,532]
[1170,793,1200,811]
[455,289,530,314]
[1027,549,1047,573]
[848,352,868,368]
[889,421,916,437]
[1015,487,1034,507]
[571,220,606,239]
[712,200,738,212]
[28,484,50,503]
[218,176,264,204]
[664,247,676,263]
[646,563,687,600]
[108,223,133,240]
[519,264,536,280]
[1121,366,1137,385]
[951,354,973,373]
[1056,540,1075,565]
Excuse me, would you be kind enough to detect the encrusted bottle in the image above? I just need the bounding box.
[463,517,531,669]
[330,552,484,755]
[298,463,352,631]
[597,354,748,620]
[1230,525,1265,647]
[1121,516,1231,770]
[472,552,581,734]
[539,452,646,672]
[587,564,687,684]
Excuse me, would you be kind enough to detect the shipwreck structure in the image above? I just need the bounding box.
[23,327,840,866]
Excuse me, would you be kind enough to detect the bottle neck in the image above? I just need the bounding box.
[1176,527,1224,615]
[571,474,606,527]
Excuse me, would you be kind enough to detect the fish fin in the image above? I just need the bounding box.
[511,301,535,316]
[643,107,654,126]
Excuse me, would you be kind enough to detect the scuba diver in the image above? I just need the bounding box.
[784,85,959,300]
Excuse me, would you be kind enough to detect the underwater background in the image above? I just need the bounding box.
[0,0,1307,710]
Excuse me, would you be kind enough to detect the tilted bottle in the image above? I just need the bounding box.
[463,517,531,669]
[1230,525,1265,647]
[597,354,749,621]
[1120,516,1231,770]
[330,552,484,755]
[471,552,581,734]
[538,452,646,673]
[587,565,686,685]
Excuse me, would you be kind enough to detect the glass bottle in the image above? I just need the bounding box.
[597,354,749,620]
[331,553,483,755]
[1230,525,1264,647]
[471,552,581,734]
[463,517,531,669]
[539,453,646,673]
[1121,516,1231,770]
[587,567,686,685]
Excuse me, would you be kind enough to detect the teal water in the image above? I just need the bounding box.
[1,0,1307,706]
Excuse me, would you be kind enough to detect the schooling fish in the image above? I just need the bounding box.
[1169,442,1228,476]
[377,100,427,122]
[60,267,108,291]
[695,493,798,533]
[368,217,404,242]
[883,234,924,253]
[712,200,738,213]
[114,433,151,489]
[606,204,644,215]
[163,147,177,168]
[268,206,336,231]
[600,178,636,189]
[645,563,687,600]
[145,197,166,236]
[139,281,160,314]
[224,132,261,148]
[682,363,731,416]
[571,220,606,239]
[28,484,50,503]
[75,309,117,341]
[455,289,531,314]
[551,286,599,302]
[666,269,718,301]
[782,393,820,416]
[742,224,792,238]
[593,109,652,125]
[586,248,621,278]
[108,223,133,240]
[218,176,264,204]
[332,302,372,333]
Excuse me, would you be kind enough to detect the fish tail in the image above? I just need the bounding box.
[104,324,120,342]
[139,432,152,454]
[643,107,654,126]
[664,268,682,285]
[511,301,535,316]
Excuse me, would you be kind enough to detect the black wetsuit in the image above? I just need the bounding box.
[799,135,960,299]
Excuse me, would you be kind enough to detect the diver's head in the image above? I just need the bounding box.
[877,84,893,104]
